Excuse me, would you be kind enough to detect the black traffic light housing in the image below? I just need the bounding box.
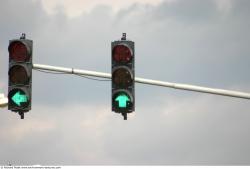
[112,33,135,120]
[8,33,33,119]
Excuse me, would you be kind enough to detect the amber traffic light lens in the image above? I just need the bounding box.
[9,65,29,84]
[112,67,133,87]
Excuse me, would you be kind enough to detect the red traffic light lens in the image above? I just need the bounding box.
[112,67,133,87]
[113,45,132,63]
[9,41,30,62]
[9,65,29,84]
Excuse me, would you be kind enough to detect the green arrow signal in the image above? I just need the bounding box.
[11,91,28,106]
[115,94,130,108]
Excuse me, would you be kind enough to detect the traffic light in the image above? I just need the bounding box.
[8,33,33,119]
[112,33,135,120]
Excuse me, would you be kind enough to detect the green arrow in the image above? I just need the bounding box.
[115,94,130,108]
[11,91,28,106]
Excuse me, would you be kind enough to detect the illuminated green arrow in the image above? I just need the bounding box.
[11,91,28,106]
[115,94,130,108]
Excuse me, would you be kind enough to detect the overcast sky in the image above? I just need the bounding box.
[1,0,250,165]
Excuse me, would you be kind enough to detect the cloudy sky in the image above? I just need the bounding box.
[1,0,250,165]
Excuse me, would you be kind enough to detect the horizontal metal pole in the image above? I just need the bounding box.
[135,78,250,99]
[33,63,250,100]
[33,63,111,78]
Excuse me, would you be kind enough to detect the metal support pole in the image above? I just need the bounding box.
[33,63,250,100]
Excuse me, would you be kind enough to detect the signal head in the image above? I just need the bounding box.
[8,36,33,118]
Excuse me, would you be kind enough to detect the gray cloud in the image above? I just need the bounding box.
[1,0,250,165]
[153,0,218,23]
